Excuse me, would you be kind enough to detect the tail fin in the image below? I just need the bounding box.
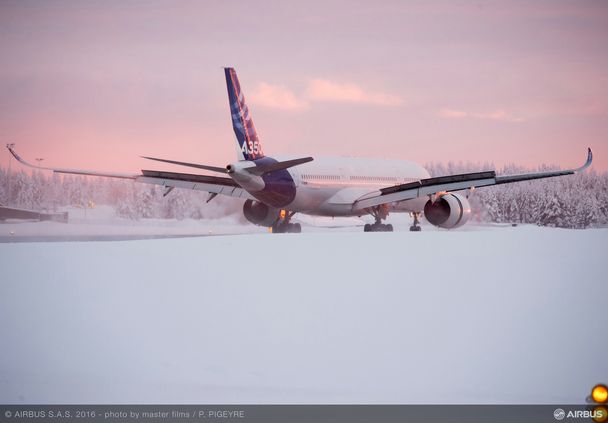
[224,67,264,161]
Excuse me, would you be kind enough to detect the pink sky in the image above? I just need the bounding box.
[1,0,607,174]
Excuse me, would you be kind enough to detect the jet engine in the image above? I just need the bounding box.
[423,193,471,229]
[243,199,281,227]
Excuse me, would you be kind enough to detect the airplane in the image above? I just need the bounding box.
[7,67,593,233]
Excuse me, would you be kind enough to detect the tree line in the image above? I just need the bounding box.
[1,163,606,228]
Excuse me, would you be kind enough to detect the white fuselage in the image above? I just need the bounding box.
[280,156,431,217]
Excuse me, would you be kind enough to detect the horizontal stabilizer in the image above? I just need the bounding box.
[137,169,253,199]
[244,157,314,175]
[141,156,228,174]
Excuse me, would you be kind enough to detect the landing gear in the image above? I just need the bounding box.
[409,212,422,232]
[364,205,393,232]
[364,222,393,232]
[271,211,301,233]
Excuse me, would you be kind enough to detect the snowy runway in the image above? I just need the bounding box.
[1,225,606,404]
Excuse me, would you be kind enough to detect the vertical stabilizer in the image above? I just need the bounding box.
[224,67,264,161]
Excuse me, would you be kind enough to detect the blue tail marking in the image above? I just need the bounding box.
[224,67,264,161]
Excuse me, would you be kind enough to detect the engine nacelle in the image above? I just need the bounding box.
[243,199,281,227]
[424,193,471,229]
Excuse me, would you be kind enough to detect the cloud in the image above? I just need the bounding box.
[248,82,308,110]
[306,79,403,106]
[472,110,525,122]
[438,108,468,119]
[248,79,403,110]
[439,108,524,122]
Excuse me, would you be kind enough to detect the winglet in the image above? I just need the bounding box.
[6,144,137,179]
[7,143,38,169]
[575,147,593,173]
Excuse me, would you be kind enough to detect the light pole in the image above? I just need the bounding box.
[6,143,15,206]
[34,158,44,211]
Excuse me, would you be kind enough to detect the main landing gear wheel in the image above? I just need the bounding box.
[364,205,394,232]
[274,222,301,233]
[364,222,393,232]
[271,211,301,233]
[409,212,422,232]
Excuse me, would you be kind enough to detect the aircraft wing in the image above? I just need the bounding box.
[353,148,593,211]
[7,145,254,200]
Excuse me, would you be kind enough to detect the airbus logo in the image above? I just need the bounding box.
[553,408,607,421]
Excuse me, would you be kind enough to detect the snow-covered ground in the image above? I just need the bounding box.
[0,205,264,238]
[0,205,374,239]
[0,205,517,239]
[0,216,606,404]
